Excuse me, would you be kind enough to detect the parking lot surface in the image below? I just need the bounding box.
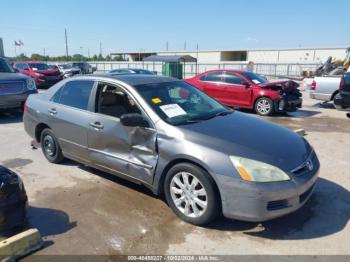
[0,92,349,256]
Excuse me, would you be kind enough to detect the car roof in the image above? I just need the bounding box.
[84,74,179,86]
[200,69,250,74]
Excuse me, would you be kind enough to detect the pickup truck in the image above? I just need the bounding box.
[0,57,37,110]
[334,73,350,110]
[309,76,342,102]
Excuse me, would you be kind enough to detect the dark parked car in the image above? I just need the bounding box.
[23,74,319,225]
[334,73,350,110]
[72,62,96,74]
[186,70,302,116]
[0,165,28,234]
[109,68,155,75]
[13,62,63,88]
[0,58,37,110]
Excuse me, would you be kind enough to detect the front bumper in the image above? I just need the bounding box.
[35,76,62,87]
[0,90,37,109]
[274,97,302,112]
[217,154,319,222]
[334,92,350,110]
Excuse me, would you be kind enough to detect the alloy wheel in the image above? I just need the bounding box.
[170,172,208,218]
[257,99,271,114]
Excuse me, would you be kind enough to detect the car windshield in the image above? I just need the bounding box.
[134,81,233,126]
[243,72,268,84]
[29,63,50,70]
[0,59,15,73]
[134,69,154,75]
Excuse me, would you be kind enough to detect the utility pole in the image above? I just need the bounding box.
[65,28,69,60]
[88,48,90,59]
[184,41,187,51]
[99,42,102,56]
[166,41,169,51]
[196,43,199,74]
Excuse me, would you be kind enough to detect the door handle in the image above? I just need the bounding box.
[90,121,104,130]
[48,108,57,115]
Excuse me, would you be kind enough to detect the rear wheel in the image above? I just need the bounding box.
[40,128,64,163]
[164,163,220,225]
[255,97,274,116]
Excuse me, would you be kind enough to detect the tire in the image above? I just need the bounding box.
[255,97,274,116]
[164,163,220,225]
[40,128,64,164]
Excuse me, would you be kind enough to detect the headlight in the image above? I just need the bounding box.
[26,78,37,90]
[34,72,44,77]
[230,156,290,182]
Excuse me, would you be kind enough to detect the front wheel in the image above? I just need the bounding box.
[164,163,220,225]
[255,97,274,116]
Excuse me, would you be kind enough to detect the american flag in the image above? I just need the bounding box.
[14,40,24,46]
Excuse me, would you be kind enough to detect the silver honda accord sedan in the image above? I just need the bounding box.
[23,74,319,225]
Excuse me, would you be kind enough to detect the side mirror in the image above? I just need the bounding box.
[13,68,19,73]
[242,81,251,88]
[120,113,149,128]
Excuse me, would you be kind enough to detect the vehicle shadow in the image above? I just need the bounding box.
[208,178,350,240]
[27,206,77,238]
[312,102,336,109]
[238,108,321,119]
[64,159,156,198]
[0,109,23,124]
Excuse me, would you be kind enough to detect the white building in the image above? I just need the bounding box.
[111,47,347,64]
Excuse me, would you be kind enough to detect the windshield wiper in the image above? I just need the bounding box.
[174,119,204,126]
[195,110,233,121]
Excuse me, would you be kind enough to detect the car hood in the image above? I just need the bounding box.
[177,111,311,172]
[258,80,300,92]
[35,70,60,75]
[0,72,30,81]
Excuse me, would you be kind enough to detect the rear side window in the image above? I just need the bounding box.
[224,73,245,85]
[52,80,94,110]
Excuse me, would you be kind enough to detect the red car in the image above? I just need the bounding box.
[186,70,302,115]
[13,62,63,88]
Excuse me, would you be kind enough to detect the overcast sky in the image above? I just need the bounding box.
[0,0,349,57]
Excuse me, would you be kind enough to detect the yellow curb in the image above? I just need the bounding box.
[0,228,42,261]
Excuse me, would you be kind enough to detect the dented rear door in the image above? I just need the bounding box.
[87,113,158,185]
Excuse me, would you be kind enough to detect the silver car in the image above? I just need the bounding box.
[23,75,319,225]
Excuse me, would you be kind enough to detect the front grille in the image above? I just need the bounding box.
[291,150,316,177]
[299,184,315,203]
[267,199,289,211]
[0,81,25,95]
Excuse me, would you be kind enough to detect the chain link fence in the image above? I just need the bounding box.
[54,61,320,79]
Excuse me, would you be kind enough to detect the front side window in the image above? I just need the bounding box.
[242,72,268,84]
[53,80,94,110]
[224,73,245,85]
[95,82,141,118]
[135,81,232,126]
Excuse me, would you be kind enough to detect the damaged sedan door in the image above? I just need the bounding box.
[87,81,158,185]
